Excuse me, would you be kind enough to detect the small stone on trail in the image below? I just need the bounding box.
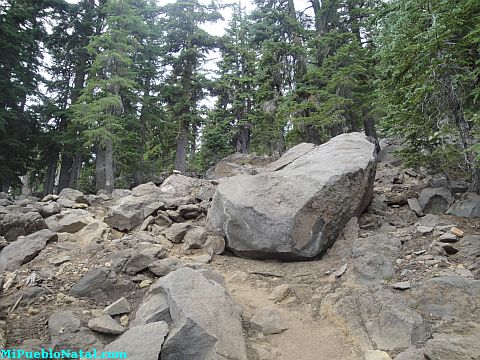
[251,306,288,335]
[334,263,348,278]
[103,297,130,316]
[268,284,292,303]
[364,350,392,360]
[193,254,211,264]
[49,255,71,266]
[413,250,426,256]
[450,227,464,238]
[392,281,411,290]
[139,279,152,288]
[88,315,126,335]
[437,232,459,243]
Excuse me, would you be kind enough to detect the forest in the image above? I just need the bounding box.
[0,0,479,195]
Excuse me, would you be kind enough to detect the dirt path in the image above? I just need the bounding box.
[227,276,358,360]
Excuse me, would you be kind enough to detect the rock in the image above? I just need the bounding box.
[45,209,93,233]
[446,192,480,218]
[437,232,459,243]
[364,350,392,360]
[0,229,58,272]
[430,178,469,194]
[268,284,292,303]
[203,234,226,255]
[334,263,348,278]
[49,254,72,266]
[0,212,47,242]
[450,227,464,238]
[160,174,217,202]
[392,281,411,290]
[419,214,439,227]
[103,297,130,316]
[208,133,376,259]
[37,202,61,218]
[418,187,452,214]
[410,276,480,321]
[377,144,403,166]
[48,311,101,351]
[112,189,131,200]
[139,279,152,288]
[423,321,480,360]
[70,267,133,302]
[395,348,424,360]
[155,268,248,360]
[251,306,288,335]
[206,152,270,180]
[182,226,207,250]
[3,286,48,308]
[407,198,424,216]
[58,188,86,204]
[321,285,428,352]
[193,254,211,264]
[88,315,126,335]
[0,235,6,250]
[178,204,202,219]
[102,322,169,360]
[416,225,433,236]
[441,243,459,255]
[163,223,192,243]
[104,187,165,231]
[131,292,172,327]
[148,258,182,277]
[165,210,184,222]
[77,220,110,250]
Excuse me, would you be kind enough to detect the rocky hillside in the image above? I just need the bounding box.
[0,133,479,360]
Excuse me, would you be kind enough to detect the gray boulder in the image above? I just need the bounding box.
[154,267,248,360]
[208,132,376,259]
[57,188,87,208]
[160,174,216,202]
[45,209,93,233]
[48,311,102,352]
[104,184,165,231]
[0,229,58,272]
[446,193,480,218]
[131,291,172,327]
[0,211,47,242]
[418,187,452,214]
[102,322,169,360]
[251,306,288,335]
[37,202,61,218]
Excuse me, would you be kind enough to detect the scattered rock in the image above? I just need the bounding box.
[155,268,248,360]
[148,258,182,277]
[182,226,207,250]
[251,306,288,335]
[364,350,392,360]
[392,281,411,290]
[416,225,433,236]
[131,292,171,327]
[103,297,130,316]
[418,187,452,214]
[446,192,480,218]
[334,263,348,278]
[88,315,126,335]
[203,234,226,255]
[45,209,93,233]
[49,254,72,266]
[102,322,169,360]
[0,229,58,272]
[407,198,424,216]
[163,223,192,243]
[437,232,459,243]
[0,212,47,242]
[450,227,464,238]
[268,284,292,303]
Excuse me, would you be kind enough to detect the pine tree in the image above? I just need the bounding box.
[161,0,222,174]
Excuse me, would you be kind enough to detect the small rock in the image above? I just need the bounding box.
[251,306,288,335]
[162,223,192,243]
[392,281,411,290]
[268,284,292,303]
[441,244,459,255]
[365,350,392,360]
[203,234,226,255]
[27,307,40,316]
[334,263,348,278]
[148,258,182,277]
[413,250,426,256]
[193,254,211,264]
[88,315,126,335]
[416,225,433,235]
[407,198,424,216]
[103,297,131,316]
[49,255,72,266]
[450,227,464,237]
[120,315,129,327]
[139,279,152,288]
[437,232,459,243]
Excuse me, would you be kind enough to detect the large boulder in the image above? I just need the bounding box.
[153,267,248,360]
[446,192,480,218]
[0,211,47,242]
[418,187,453,214]
[208,133,376,259]
[104,182,165,231]
[0,229,58,272]
[160,174,216,202]
[45,209,94,233]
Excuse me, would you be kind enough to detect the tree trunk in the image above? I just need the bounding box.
[363,115,380,154]
[1,178,10,193]
[96,146,106,191]
[44,146,59,195]
[69,154,82,189]
[175,119,189,174]
[58,153,73,192]
[235,125,250,154]
[105,139,114,192]
[454,110,480,194]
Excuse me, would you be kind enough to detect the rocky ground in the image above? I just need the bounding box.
[0,137,479,360]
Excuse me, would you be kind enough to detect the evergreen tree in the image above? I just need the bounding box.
[161,0,222,174]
